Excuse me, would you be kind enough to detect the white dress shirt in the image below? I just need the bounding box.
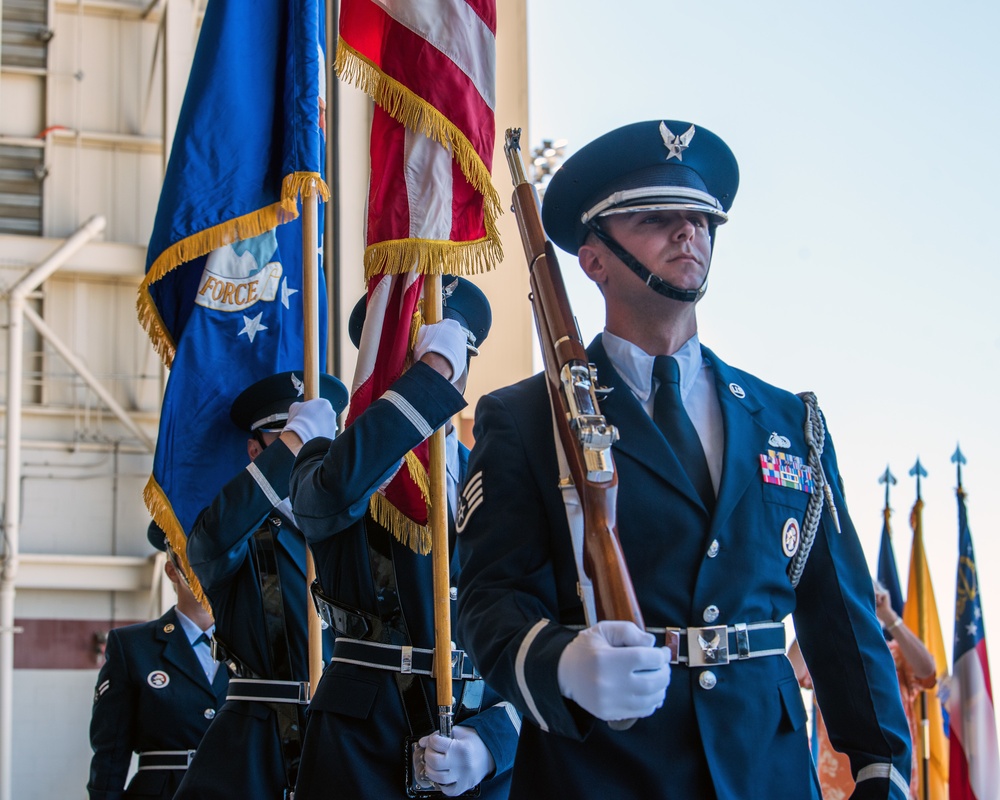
[601,330,724,493]
[174,607,219,683]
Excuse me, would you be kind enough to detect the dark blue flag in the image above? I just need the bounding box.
[136,0,328,597]
[877,511,905,619]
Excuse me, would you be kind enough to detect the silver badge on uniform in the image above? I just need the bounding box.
[729,383,746,399]
[768,432,791,449]
[782,518,801,558]
[147,670,170,689]
[455,470,484,534]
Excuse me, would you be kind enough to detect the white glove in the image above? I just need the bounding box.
[556,620,671,722]
[412,726,495,797]
[283,399,337,444]
[414,318,467,384]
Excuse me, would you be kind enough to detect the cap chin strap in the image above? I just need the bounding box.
[588,223,708,304]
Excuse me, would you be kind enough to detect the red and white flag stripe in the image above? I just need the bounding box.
[949,641,1000,799]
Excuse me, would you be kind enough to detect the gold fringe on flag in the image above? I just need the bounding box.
[367,449,436,554]
[403,448,431,501]
[370,494,432,555]
[335,42,501,218]
[409,307,424,350]
[143,476,212,612]
[136,172,329,368]
[363,232,504,280]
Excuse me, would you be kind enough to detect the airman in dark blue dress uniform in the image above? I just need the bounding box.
[88,524,228,800]
[455,120,912,799]
[173,371,348,800]
[289,279,519,799]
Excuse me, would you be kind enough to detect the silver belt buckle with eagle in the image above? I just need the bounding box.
[688,625,729,666]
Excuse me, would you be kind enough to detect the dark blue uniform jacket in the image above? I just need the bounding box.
[289,362,520,798]
[88,606,228,800]
[174,438,333,800]
[456,337,912,800]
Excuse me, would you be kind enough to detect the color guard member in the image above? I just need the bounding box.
[88,524,228,800]
[455,120,911,799]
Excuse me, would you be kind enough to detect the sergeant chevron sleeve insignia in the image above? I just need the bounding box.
[455,471,484,534]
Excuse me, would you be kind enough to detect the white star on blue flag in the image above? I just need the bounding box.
[239,312,268,343]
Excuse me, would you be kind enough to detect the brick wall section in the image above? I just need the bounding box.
[14,618,143,669]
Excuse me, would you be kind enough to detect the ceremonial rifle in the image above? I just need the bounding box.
[504,130,644,728]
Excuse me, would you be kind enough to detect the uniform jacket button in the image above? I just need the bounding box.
[698,671,717,690]
[204,708,216,720]
[707,539,720,558]
[703,605,720,623]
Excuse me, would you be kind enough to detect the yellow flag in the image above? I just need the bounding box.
[904,497,950,799]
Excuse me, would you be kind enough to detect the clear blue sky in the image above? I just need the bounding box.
[527,0,1000,675]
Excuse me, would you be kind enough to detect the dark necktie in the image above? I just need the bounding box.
[194,633,219,682]
[652,356,715,511]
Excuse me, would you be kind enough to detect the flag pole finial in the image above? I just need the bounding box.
[951,443,967,491]
[909,457,927,500]
[878,464,897,513]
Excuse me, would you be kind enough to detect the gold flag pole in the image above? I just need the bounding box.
[301,190,323,694]
[423,273,454,736]
[909,458,930,800]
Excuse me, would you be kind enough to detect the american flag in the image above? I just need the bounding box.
[948,477,1000,800]
[336,0,500,552]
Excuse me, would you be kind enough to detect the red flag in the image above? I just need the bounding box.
[337,0,500,551]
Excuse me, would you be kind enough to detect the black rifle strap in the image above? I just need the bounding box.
[251,518,304,794]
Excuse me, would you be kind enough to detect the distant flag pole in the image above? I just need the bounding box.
[953,445,965,488]
[947,446,1000,800]
[911,458,932,800]
[878,465,905,618]
[905,457,951,800]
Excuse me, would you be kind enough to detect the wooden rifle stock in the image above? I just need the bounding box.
[503,129,644,629]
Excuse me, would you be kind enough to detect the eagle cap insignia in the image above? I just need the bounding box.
[290,373,305,397]
[660,122,695,161]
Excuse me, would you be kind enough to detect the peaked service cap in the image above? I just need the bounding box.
[229,371,349,432]
[541,119,739,255]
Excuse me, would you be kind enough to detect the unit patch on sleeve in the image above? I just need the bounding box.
[759,450,814,493]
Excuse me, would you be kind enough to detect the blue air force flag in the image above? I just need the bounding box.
[137,0,329,594]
